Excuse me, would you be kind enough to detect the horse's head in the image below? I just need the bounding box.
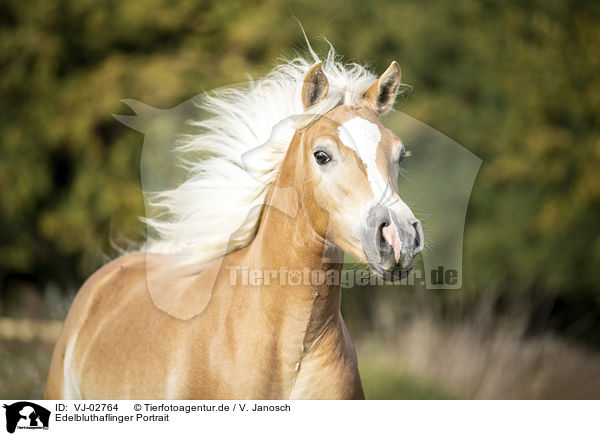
[298,61,424,280]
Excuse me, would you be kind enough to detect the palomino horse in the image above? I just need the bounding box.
[45,50,424,399]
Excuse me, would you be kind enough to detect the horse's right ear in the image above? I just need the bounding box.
[302,61,329,110]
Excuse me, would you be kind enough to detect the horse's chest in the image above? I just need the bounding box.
[288,350,361,399]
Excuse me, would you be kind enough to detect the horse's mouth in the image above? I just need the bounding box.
[368,263,413,282]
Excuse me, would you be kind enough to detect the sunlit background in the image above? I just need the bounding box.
[1,0,599,399]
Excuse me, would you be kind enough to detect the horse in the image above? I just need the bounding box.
[44,48,424,400]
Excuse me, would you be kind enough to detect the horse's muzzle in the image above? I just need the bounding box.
[361,205,424,280]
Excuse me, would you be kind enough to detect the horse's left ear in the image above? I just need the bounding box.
[364,61,402,116]
[302,61,329,110]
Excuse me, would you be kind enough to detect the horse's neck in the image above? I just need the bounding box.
[234,137,344,346]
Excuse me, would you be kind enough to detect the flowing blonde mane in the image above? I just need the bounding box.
[144,46,379,266]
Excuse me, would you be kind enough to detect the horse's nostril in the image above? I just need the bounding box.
[379,222,389,243]
[413,222,422,251]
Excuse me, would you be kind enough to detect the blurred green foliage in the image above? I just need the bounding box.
[1,1,599,334]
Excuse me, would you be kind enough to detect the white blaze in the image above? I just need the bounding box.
[338,117,387,199]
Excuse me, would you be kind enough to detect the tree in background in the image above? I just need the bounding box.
[1,0,599,341]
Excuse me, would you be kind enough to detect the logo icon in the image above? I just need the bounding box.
[2,402,50,434]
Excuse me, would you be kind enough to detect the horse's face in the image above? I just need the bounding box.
[300,62,424,279]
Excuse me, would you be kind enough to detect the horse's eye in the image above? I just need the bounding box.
[314,150,331,165]
[398,148,410,164]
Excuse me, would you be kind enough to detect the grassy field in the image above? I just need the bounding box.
[2,309,599,399]
[0,337,455,400]
[359,359,456,399]
[0,340,54,399]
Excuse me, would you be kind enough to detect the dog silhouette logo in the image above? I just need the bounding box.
[2,402,50,433]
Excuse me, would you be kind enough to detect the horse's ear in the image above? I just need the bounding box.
[364,61,402,116]
[302,61,329,110]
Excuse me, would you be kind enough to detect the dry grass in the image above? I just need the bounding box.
[354,292,600,399]
[0,340,54,399]
[2,288,600,399]
[0,317,62,342]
